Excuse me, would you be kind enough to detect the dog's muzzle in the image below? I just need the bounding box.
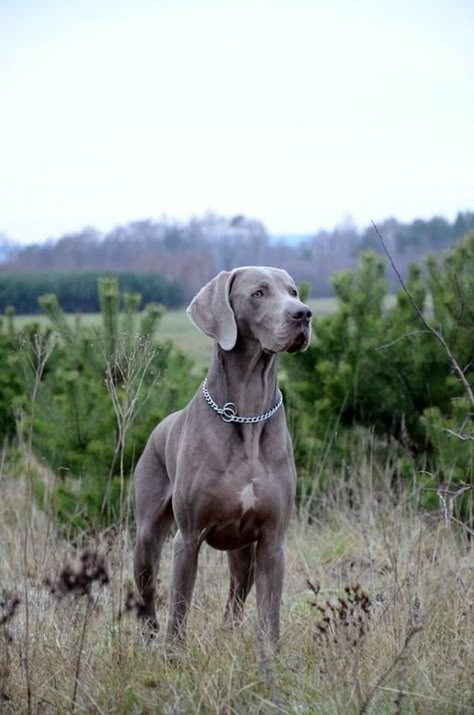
[286,305,312,352]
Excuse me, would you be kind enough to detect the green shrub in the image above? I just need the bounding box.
[284,233,473,515]
[16,278,196,532]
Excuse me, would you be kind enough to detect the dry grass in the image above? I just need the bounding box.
[1,456,473,715]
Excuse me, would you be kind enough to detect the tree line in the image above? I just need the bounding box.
[1,211,473,306]
[0,271,182,314]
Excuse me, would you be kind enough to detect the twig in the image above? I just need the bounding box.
[437,484,474,527]
[349,682,474,712]
[371,221,474,408]
[451,516,474,538]
[375,330,430,351]
[442,428,474,441]
[71,596,92,714]
[358,625,422,715]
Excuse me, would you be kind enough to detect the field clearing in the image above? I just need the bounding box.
[10,296,397,369]
[1,459,472,714]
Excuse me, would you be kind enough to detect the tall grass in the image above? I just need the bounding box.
[2,304,471,713]
[1,446,472,714]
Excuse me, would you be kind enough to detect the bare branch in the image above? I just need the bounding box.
[375,330,430,351]
[442,428,474,441]
[436,484,474,527]
[371,221,474,408]
[451,516,474,538]
[358,625,423,715]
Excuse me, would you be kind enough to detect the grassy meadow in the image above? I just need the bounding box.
[1,452,473,714]
[2,291,472,714]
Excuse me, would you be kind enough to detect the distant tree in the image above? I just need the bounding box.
[1,210,473,302]
[0,272,183,314]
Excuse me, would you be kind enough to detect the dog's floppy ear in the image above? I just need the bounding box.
[186,270,237,351]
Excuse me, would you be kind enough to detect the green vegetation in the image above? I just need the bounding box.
[11,296,342,371]
[0,270,183,313]
[2,234,472,531]
[0,311,24,438]
[7,277,196,531]
[282,232,474,518]
[0,232,472,714]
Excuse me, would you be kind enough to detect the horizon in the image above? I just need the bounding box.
[1,0,473,244]
[2,208,471,249]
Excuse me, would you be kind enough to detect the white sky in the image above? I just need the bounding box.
[1,0,473,243]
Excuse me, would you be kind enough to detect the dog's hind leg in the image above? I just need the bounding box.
[224,543,256,626]
[133,439,174,631]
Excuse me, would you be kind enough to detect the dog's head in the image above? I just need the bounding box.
[187,266,312,354]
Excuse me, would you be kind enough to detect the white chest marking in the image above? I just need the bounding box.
[240,483,257,512]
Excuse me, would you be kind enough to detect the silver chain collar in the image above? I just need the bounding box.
[201,378,283,424]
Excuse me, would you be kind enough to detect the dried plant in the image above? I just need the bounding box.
[0,590,20,629]
[358,624,423,715]
[46,550,109,713]
[102,333,160,518]
[309,581,372,649]
[436,484,474,528]
[46,549,109,599]
[0,590,20,704]
[16,330,57,715]
[1,450,471,712]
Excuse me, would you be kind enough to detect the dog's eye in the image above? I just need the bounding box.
[252,290,264,298]
[290,288,298,297]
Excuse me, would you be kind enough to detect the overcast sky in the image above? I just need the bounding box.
[1,0,473,243]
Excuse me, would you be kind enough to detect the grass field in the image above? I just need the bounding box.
[10,296,390,370]
[1,455,472,714]
[11,297,340,370]
[4,291,467,714]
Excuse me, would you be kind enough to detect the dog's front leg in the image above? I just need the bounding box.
[166,530,200,644]
[255,533,285,645]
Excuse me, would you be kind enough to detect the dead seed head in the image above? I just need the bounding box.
[306,579,321,596]
[310,583,373,648]
[46,549,109,598]
[0,591,20,627]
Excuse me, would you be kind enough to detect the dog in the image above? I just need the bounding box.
[133,266,312,644]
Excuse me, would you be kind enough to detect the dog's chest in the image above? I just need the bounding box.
[195,456,293,551]
[239,482,257,512]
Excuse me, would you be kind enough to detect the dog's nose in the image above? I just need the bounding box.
[290,305,312,322]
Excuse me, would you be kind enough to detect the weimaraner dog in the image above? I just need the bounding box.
[133,266,312,644]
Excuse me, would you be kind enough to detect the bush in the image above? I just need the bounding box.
[283,233,474,516]
[16,278,196,532]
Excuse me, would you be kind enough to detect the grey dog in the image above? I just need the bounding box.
[133,266,312,644]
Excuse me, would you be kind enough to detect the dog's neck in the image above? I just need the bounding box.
[206,337,279,418]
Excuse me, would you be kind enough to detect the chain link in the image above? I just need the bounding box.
[201,378,283,424]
